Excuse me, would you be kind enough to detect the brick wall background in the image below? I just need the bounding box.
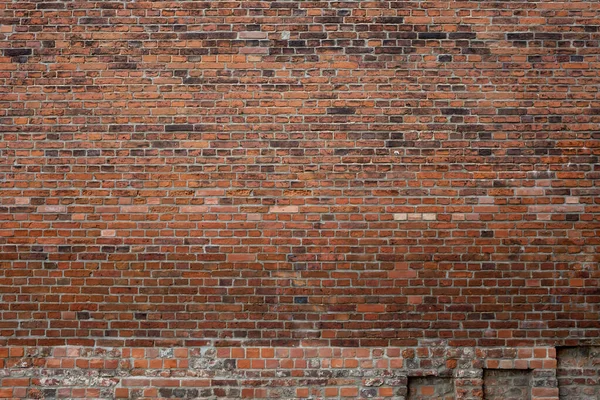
[0,0,599,398]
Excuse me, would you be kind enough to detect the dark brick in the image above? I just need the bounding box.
[449,32,477,39]
[418,32,447,39]
[79,17,108,24]
[377,17,404,24]
[386,141,414,148]
[4,48,32,57]
[327,107,356,115]
[441,108,470,115]
[270,141,299,148]
[76,312,90,320]
[507,33,534,40]
[165,124,194,132]
[498,108,526,115]
[37,3,65,9]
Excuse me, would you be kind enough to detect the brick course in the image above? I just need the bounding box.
[1,0,599,398]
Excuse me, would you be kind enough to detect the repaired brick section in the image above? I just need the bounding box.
[557,347,600,400]
[484,369,532,400]
[408,376,454,400]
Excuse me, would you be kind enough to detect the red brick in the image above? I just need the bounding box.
[2,378,29,387]
[340,387,358,397]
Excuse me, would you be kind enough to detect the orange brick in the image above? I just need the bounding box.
[9,348,23,357]
[534,348,547,358]
[530,360,544,369]
[2,378,29,387]
[344,359,358,368]
[331,358,343,368]
[261,348,275,358]
[181,379,210,387]
[421,386,435,395]
[131,349,144,359]
[174,348,188,358]
[232,348,245,358]
[246,348,260,358]
[341,387,358,397]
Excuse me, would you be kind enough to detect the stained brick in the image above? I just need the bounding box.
[408,376,454,400]
[4,48,32,57]
[557,347,600,399]
[484,369,532,400]
[327,107,356,115]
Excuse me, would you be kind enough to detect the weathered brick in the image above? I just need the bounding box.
[4,48,32,57]
[0,2,597,398]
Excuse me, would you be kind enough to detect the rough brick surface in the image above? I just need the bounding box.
[1,0,599,398]
[0,346,559,399]
[408,376,454,400]
[484,369,532,400]
[557,347,600,400]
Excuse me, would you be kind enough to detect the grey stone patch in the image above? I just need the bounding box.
[364,378,384,386]
[361,387,378,398]
[159,348,174,358]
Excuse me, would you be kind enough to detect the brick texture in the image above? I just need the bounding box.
[1,0,599,398]
[557,346,600,400]
[408,376,454,400]
[0,346,560,400]
[483,369,532,400]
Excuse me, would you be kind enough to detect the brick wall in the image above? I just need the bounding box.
[557,346,600,399]
[483,369,532,400]
[1,0,599,398]
[408,376,454,400]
